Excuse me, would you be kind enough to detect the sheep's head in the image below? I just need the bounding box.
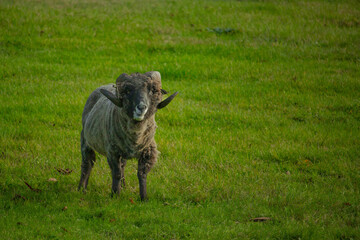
[100,71,178,122]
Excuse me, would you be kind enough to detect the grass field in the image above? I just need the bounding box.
[1,0,360,239]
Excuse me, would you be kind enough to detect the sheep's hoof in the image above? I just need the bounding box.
[110,191,120,198]
[140,196,148,202]
[78,188,87,194]
[77,185,86,193]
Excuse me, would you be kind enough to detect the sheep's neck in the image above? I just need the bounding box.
[113,107,155,155]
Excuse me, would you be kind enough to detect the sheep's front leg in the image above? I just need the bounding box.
[138,145,158,201]
[107,152,126,195]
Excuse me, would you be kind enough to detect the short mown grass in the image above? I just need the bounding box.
[1,0,359,239]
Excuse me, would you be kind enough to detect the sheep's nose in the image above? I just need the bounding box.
[136,103,147,112]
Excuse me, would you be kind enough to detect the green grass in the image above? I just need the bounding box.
[1,0,359,239]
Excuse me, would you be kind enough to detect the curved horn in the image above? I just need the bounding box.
[157,91,178,109]
[100,89,122,108]
[145,71,161,83]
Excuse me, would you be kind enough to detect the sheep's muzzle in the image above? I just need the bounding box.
[133,102,148,121]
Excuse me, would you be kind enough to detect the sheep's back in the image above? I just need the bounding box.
[82,84,114,127]
[82,84,115,156]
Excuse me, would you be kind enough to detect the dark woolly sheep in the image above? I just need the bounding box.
[78,71,178,201]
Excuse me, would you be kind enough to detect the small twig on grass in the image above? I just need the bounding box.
[12,194,26,201]
[23,181,41,192]
[55,167,73,175]
[250,217,271,222]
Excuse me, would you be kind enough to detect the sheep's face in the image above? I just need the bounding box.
[100,71,178,122]
[119,74,162,122]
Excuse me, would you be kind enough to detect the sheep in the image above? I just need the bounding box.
[78,71,178,201]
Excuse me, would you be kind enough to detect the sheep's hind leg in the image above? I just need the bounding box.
[120,159,127,189]
[78,130,96,191]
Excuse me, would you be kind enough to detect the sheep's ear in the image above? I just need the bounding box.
[100,89,122,108]
[161,89,168,95]
[116,73,129,89]
[116,73,129,84]
[157,91,178,109]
